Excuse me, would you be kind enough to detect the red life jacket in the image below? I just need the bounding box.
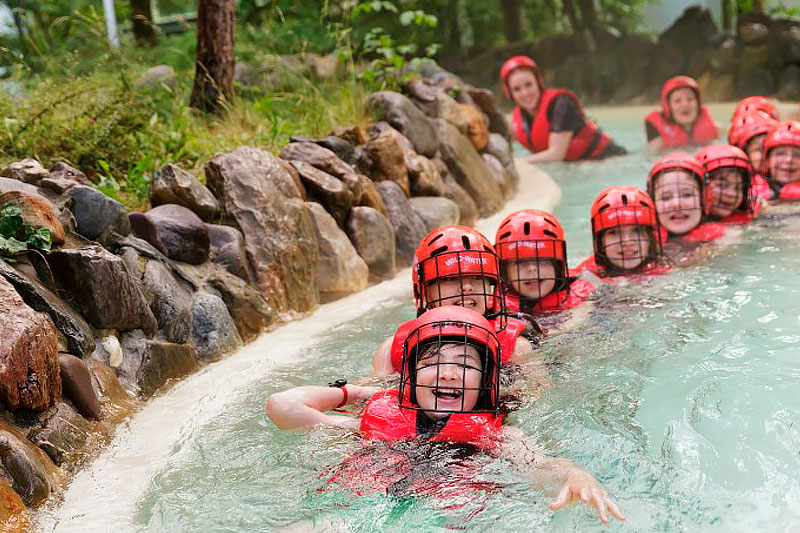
[504,278,595,315]
[360,390,502,449]
[776,181,800,201]
[574,256,672,282]
[511,88,611,161]
[752,174,772,200]
[678,222,727,243]
[717,195,761,224]
[389,315,525,372]
[645,106,718,149]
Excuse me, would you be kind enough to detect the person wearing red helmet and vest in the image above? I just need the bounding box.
[645,76,719,153]
[728,113,777,199]
[494,210,595,320]
[761,120,800,201]
[647,153,729,244]
[266,306,626,525]
[500,55,627,163]
[371,226,539,379]
[574,186,671,280]
[732,96,780,122]
[695,144,760,223]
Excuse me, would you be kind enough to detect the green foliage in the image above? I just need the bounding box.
[0,203,52,258]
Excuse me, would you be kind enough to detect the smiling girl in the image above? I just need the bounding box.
[645,76,718,153]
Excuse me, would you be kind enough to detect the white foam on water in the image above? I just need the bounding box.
[37,163,559,531]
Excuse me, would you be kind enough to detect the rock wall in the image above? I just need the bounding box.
[0,68,517,514]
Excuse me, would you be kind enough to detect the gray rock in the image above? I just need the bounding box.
[68,185,131,241]
[778,65,800,100]
[443,175,479,227]
[130,204,210,265]
[409,196,460,232]
[367,91,439,157]
[0,158,50,184]
[375,181,427,266]
[135,65,177,89]
[485,133,519,192]
[482,153,512,201]
[150,164,220,222]
[435,119,503,217]
[205,147,318,313]
[0,260,95,357]
[345,207,396,280]
[117,329,198,398]
[190,292,243,360]
[289,161,354,227]
[0,177,38,195]
[0,419,58,506]
[49,162,89,185]
[206,223,252,281]
[141,259,194,344]
[289,135,358,166]
[306,202,368,297]
[48,245,157,334]
[28,401,99,465]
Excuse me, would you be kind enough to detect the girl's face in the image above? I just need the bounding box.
[706,168,745,218]
[745,134,765,171]
[653,170,703,235]
[668,88,699,128]
[504,259,557,300]
[600,225,651,271]
[767,145,800,185]
[425,275,489,316]
[507,69,541,113]
[415,343,483,418]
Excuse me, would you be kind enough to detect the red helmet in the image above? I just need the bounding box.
[499,55,544,99]
[728,114,777,151]
[647,152,705,198]
[696,144,754,217]
[696,144,752,175]
[412,225,502,318]
[399,306,501,413]
[761,120,800,177]
[590,186,662,273]
[733,96,779,121]
[660,76,701,120]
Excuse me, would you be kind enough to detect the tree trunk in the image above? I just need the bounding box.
[190,0,235,115]
[131,0,157,47]
[576,0,597,50]
[721,0,732,31]
[501,0,524,43]
[561,0,580,34]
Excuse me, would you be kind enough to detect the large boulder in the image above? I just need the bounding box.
[435,94,489,150]
[49,162,89,185]
[0,277,61,411]
[48,245,157,334]
[190,291,243,360]
[68,185,131,241]
[356,174,389,217]
[0,177,38,196]
[129,204,210,265]
[435,120,503,217]
[736,45,775,96]
[482,153,513,200]
[363,130,410,195]
[289,135,358,167]
[28,401,103,466]
[149,164,220,222]
[178,262,276,342]
[205,223,252,281]
[205,147,318,313]
[1,159,49,184]
[0,419,60,507]
[465,87,509,139]
[140,259,194,344]
[288,160,354,227]
[0,479,28,531]
[0,190,65,245]
[367,122,443,196]
[87,360,138,424]
[443,175,479,227]
[375,181,427,266]
[58,354,102,420]
[409,197,461,233]
[0,260,94,357]
[485,133,520,192]
[117,330,198,398]
[345,207,396,281]
[279,142,360,185]
[367,91,439,157]
[306,202,369,297]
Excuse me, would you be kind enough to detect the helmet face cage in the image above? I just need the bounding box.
[648,166,705,222]
[399,322,500,415]
[592,210,661,275]
[704,166,753,217]
[497,239,569,308]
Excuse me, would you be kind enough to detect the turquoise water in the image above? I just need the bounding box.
[42,106,800,531]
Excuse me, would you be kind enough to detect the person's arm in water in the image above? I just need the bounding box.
[523,95,584,163]
[524,131,573,163]
[265,385,381,430]
[644,119,664,155]
[509,336,552,396]
[370,336,394,377]
[499,426,626,524]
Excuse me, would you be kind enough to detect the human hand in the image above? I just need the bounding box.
[548,471,625,524]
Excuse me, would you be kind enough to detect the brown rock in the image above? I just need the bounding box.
[0,419,60,507]
[463,104,490,151]
[465,87,510,139]
[0,479,29,532]
[0,277,61,411]
[58,354,102,420]
[330,125,368,145]
[409,196,460,232]
[485,134,520,193]
[0,159,49,184]
[277,158,307,200]
[482,153,512,200]
[140,259,194,344]
[117,329,198,398]
[355,175,389,218]
[368,122,443,196]
[87,360,138,424]
[0,190,65,245]
[306,202,368,298]
[363,131,410,195]
[150,164,220,222]
[28,401,104,466]
[48,245,157,334]
[289,161,354,227]
[345,206,396,280]
[205,147,318,313]
[375,181,427,266]
[406,78,441,103]
[436,94,489,150]
[279,141,360,184]
[206,223,252,281]
[49,162,89,184]
[130,204,210,265]
[443,175,478,227]
[367,92,439,157]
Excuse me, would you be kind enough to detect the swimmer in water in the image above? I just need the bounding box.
[266,306,626,525]
[761,120,800,202]
[645,76,718,153]
[696,144,760,223]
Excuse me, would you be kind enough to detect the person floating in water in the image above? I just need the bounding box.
[728,113,776,199]
[266,306,626,525]
[575,186,671,281]
[645,76,718,153]
[760,120,800,201]
[500,55,626,163]
[695,144,761,224]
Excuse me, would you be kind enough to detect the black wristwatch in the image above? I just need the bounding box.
[328,378,347,388]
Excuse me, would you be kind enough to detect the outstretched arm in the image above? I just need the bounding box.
[265,385,380,431]
[499,427,625,524]
[524,131,573,163]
